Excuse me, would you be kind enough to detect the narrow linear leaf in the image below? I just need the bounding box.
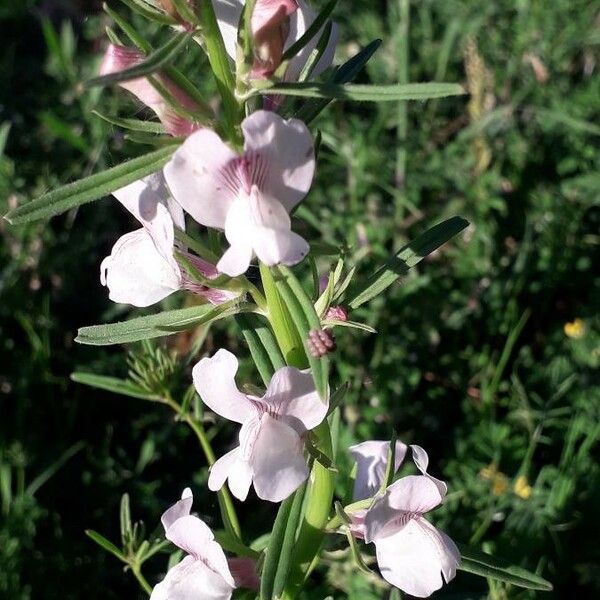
[458,544,553,592]
[282,0,337,61]
[92,110,166,134]
[294,39,381,123]
[4,144,177,225]
[70,372,161,401]
[85,530,126,563]
[86,30,193,88]
[261,81,465,102]
[118,0,177,24]
[347,216,469,309]
[275,266,329,400]
[76,301,247,346]
[272,483,308,598]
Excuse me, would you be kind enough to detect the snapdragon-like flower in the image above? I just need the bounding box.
[101,174,236,307]
[214,0,337,81]
[193,349,328,502]
[363,476,460,598]
[164,110,315,277]
[100,43,201,137]
[150,488,236,600]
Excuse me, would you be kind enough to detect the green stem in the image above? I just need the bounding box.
[166,398,242,540]
[131,564,152,596]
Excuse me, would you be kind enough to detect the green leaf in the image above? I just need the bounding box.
[458,544,553,591]
[4,144,177,225]
[282,0,337,62]
[70,372,161,401]
[347,216,469,309]
[271,483,308,599]
[118,0,177,24]
[275,267,330,400]
[214,530,260,559]
[85,530,126,563]
[236,314,285,387]
[293,39,382,123]
[260,81,465,102]
[76,301,247,346]
[92,110,166,134]
[86,30,193,88]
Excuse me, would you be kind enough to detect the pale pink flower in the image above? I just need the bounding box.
[193,349,328,502]
[100,43,201,137]
[164,110,315,277]
[363,476,460,598]
[100,174,237,307]
[150,488,236,600]
[213,0,338,81]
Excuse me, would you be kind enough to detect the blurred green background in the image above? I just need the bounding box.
[1,0,598,598]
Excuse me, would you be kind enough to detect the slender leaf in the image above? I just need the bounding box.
[347,216,469,309]
[92,110,166,134]
[118,0,177,24]
[275,267,329,400]
[86,30,193,88]
[294,39,381,123]
[261,81,464,102]
[85,530,126,563]
[282,0,337,61]
[458,544,553,591]
[71,372,161,401]
[260,494,296,600]
[4,145,177,225]
[76,301,247,346]
[272,483,308,598]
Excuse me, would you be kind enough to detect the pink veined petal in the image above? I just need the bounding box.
[161,487,193,532]
[241,111,315,213]
[374,517,459,598]
[262,367,327,433]
[193,350,256,424]
[349,440,408,501]
[363,476,444,544]
[410,444,448,497]
[250,415,309,502]
[163,128,239,229]
[251,0,298,35]
[217,243,254,277]
[100,44,199,137]
[100,229,181,307]
[347,507,367,540]
[150,555,234,600]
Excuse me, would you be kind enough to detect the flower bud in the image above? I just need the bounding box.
[307,328,336,358]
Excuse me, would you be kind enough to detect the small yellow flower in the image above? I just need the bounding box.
[492,473,509,496]
[514,475,533,500]
[564,319,586,339]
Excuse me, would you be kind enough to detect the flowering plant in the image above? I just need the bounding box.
[5,1,553,598]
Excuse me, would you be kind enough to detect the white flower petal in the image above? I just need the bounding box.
[374,518,459,598]
[410,444,448,497]
[193,349,256,424]
[262,367,327,433]
[100,229,181,307]
[251,415,309,502]
[164,128,239,229]
[216,243,254,277]
[161,488,194,532]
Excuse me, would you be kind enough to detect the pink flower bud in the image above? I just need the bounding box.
[228,558,260,590]
[100,43,201,137]
[325,305,349,322]
[250,0,299,78]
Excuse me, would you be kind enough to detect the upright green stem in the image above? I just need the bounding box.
[166,397,242,540]
[131,564,152,596]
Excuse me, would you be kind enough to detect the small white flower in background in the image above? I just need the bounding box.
[164,110,315,277]
[363,475,460,598]
[101,174,237,307]
[100,44,201,137]
[193,349,328,502]
[150,488,236,600]
[213,0,338,81]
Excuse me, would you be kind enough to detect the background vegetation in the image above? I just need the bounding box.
[1,0,598,598]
